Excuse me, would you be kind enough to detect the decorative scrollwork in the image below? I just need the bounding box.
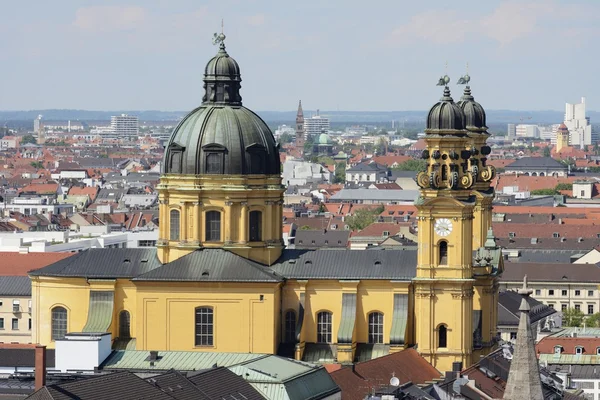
[429,170,440,189]
[481,166,496,182]
[417,171,430,188]
[460,173,474,189]
[432,150,441,160]
[450,171,459,189]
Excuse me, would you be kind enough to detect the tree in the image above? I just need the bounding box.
[393,159,427,171]
[21,134,37,145]
[585,312,600,328]
[30,161,44,169]
[543,147,551,157]
[562,307,585,327]
[345,206,384,231]
[376,137,387,155]
[279,133,293,145]
[531,189,557,196]
[334,162,346,184]
[555,183,572,191]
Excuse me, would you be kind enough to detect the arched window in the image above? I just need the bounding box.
[249,211,262,242]
[439,241,448,265]
[119,310,131,339]
[51,307,67,341]
[368,312,384,344]
[317,311,332,343]
[169,210,180,241]
[195,307,214,346]
[438,325,447,348]
[284,310,296,343]
[205,211,221,242]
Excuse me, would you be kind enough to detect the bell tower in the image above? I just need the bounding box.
[295,100,305,154]
[414,77,477,372]
[456,75,503,363]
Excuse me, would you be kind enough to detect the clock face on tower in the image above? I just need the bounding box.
[434,218,453,237]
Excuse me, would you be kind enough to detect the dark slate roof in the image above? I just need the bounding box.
[0,276,31,296]
[498,290,556,327]
[0,348,55,368]
[346,162,387,173]
[28,249,162,279]
[133,249,282,283]
[145,370,210,400]
[505,157,567,169]
[186,367,265,400]
[271,249,417,280]
[294,229,350,248]
[501,262,600,283]
[26,371,175,400]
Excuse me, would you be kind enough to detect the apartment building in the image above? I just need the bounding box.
[0,277,32,343]
[500,262,600,314]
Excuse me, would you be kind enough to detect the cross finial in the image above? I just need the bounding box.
[221,18,224,34]
[518,275,533,296]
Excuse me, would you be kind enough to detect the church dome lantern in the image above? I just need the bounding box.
[456,80,487,133]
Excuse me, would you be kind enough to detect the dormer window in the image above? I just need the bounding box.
[596,347,600,355]
[167,143,185,174]
[202,144,227,174]
[509,232,516,238]
[575,346,584,355]
[553,232,560,238]
[554,345,562,355]
[246,143,266,174]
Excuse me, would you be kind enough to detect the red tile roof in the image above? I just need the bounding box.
[536,337,600,356]
[68,186,100,201]
[0,252,74,276]
[329,349,440,400]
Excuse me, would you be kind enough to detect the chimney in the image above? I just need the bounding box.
[149,350,159,361]
[35,345,47,391]
[452,361,463,374]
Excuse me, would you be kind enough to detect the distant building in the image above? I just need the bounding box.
[295,100,305,151]
[564,97,593,148]
[504,157,568,177]
[507,123,516,138]
[555,123,570,152]
[33,115,42,135]
[107,114,139,139]
[516,124,539,138]
[304,110,330,138]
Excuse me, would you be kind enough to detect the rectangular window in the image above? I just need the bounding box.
[12,300,20,313]
[510,332,517,340]
[12,318,18,330]
[548,290,554,296]
[0,318,3,329]
[368,313,384,344]
[561,304,568,311]
[317,312,333,343]
[535,289,541,296]
[205,211,221,242]
[553,232,560,238]
[575,290,581,296]
[562,290,568,296]
[588,305,594,315]
[548,303,555,309]
[575,304,581,312]
[28,318,32,330]
[137,240,157,247]
[169,210,180,241]
[194,307,214,346]
[206,153,223,174]
[581,190,585,197]
[589,290,594,297]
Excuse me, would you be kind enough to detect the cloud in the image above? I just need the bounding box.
[73,6,147,33]
[387,1,600,48]
[245,14,266,27]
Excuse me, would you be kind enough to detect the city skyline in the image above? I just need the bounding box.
[1,0,598,112]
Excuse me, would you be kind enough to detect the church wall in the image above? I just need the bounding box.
[283,280,412,346]
[134,282,280,354]
[31,277,94,348]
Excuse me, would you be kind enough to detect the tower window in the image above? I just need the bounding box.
[195,307,214,346]
[368,312,384,344]
[205,211,221,242]
[169,210,180,241]
[317,311,332,343]
[284,310,296,343]
[119,310,131,339]
[206,153,223,174]
[249,211,262,242]
[51,306,67,341]
[439,241,448,265]
[438,325,447,348]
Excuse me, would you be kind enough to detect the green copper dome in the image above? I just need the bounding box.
[426,87,466,133]
[317,133,333,145]
[456,86,487,133]
[162,39,280,176]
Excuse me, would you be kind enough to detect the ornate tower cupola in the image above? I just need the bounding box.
[158,32,285,265]
[416,78,475,195]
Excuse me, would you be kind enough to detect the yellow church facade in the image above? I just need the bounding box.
[29,40,502,373]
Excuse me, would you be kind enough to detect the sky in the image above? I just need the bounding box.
[1,0,599,112]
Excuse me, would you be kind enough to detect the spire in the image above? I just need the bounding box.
[203,29,242,105]
[297,100,304,118]
[484,228,497,249]
[503,276,544,400]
